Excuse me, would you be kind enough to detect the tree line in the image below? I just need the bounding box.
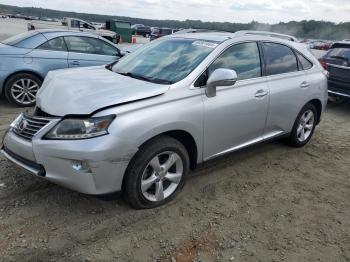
[1,4,349,40]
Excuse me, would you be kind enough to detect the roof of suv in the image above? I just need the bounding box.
[171,31,234,42]
[170,30,299,43]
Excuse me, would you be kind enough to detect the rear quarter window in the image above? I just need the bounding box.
[296,53,313,70]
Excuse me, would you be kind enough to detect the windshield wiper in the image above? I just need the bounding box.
[116,72,173,85]
[117,72,150,82]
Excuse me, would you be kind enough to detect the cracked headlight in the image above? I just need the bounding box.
[44,115,115,140]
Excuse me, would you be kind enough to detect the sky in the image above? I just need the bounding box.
[1,0,350,24]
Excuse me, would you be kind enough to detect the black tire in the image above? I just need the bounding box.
[328,96,344,104]
[4,73,42,107]
[286,103,317,147]
[123,136,190,209]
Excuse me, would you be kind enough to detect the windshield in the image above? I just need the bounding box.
[1,31,38,46]
[112,38,218,84]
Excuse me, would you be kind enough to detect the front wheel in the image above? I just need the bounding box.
[286,103,317,147]
[123,136,189,209]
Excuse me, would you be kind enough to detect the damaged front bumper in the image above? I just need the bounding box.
[1,116,138,195]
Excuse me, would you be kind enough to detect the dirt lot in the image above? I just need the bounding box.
[1,17,350,262]
[0,96,350,262]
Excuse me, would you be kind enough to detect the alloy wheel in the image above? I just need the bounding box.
[297,109,315,142]
[141,151,183,202]
[10,78,39,105]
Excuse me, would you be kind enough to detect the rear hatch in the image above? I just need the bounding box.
[322,43,350,92]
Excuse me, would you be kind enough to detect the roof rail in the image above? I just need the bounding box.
[235,30,298,42]
[174,28,230,34]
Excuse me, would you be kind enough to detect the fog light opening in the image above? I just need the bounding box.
[72,160,92,173]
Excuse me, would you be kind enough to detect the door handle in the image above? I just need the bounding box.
[255,89,269,98]
[300,81,310,88]
[70,61,80,66]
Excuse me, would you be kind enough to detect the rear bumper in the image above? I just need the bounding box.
[328,83,350,98]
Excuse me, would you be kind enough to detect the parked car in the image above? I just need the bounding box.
[150,27,173,41]
[1,31,327,209]
[28,17,120,44]
[310,41,333,50]
[320,42,334,50]
[0,30,123,106]
[131,24,151,37]
[319,41,350,102]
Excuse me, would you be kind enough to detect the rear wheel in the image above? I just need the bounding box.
[287,103,317,147]
[4,73,42,107]
[123,136,189,209]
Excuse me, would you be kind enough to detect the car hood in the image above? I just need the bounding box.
[36,66,170,116]
[0,43,31,55]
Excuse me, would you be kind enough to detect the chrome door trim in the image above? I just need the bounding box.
[328,90,350,98]
[204,130,284,161]
[327,63,350,70]
[204,136,264,161]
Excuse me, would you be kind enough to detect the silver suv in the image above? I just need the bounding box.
[1,31,328,209]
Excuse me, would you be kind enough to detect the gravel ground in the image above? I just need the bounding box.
[1,17,350,262]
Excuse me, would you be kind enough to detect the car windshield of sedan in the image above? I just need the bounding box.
[1,31,38,46]
[112,38,219,84]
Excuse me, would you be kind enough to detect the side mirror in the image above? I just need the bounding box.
[206,68,238,97]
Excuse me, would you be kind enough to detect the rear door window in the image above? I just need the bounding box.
[263,42,298,75]
[37,37,67,52]
[64,36,118,56]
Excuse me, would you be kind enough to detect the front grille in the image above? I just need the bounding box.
[13,114,51,141]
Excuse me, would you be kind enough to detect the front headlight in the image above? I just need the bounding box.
[44,115,115,140]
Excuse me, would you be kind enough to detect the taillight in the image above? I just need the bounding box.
[319,59,328,70]
[323,70,330,79]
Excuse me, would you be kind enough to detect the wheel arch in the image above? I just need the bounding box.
[161,130,198,170]
[307,99,322,125]
[136,129,198,170]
